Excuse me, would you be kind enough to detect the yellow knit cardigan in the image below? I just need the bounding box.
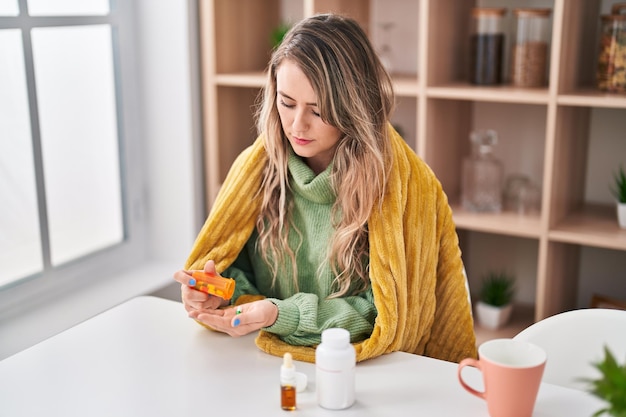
[185,127,477,364]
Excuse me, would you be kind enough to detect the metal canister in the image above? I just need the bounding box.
[597,3,626,93]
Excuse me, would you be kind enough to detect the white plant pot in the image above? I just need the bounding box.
[475,301,514,330]
[617,203,626,229]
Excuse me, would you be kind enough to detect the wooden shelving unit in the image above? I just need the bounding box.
[197,0,626,340]
[474,303,536,346]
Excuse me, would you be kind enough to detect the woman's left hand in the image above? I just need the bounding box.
[189,299,279,337]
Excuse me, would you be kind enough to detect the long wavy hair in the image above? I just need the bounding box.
[255,13,395,298]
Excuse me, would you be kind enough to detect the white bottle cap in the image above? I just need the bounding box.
[281,352,307,392]
[295,372,307,392]
[321,328,350,348]
[281,352,296,385]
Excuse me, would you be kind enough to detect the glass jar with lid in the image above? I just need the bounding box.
[510,8,552,88]
[469,7,507,85]
[597,3,626,93]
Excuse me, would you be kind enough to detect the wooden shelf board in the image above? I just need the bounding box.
[452,205,542,239]
[215,72,266,87]
[427,84,550,105]
[474,303,535,347]
[214,72,422,96]
[391,74,419,97]
[549,204,626,251]
[557,88,626,109]
[211,78,626,109]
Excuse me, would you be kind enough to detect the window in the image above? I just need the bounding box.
[0,1,145,307]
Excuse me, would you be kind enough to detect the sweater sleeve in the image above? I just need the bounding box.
[222,238,377,346]
[264,288,376,346]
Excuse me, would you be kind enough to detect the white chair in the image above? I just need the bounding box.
[513,308,626,391]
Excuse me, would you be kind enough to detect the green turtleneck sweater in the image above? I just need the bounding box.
[221,154,377,346]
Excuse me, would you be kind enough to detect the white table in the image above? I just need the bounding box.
[0,296,603,417]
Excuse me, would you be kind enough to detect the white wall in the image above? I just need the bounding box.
[0,1,202,360]
[136,0,204,264]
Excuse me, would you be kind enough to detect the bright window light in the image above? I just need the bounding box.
[32,24,123,266]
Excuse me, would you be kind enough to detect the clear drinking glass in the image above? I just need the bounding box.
[503,174,541,215]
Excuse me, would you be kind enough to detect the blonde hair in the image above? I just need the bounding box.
[255,13,395,297]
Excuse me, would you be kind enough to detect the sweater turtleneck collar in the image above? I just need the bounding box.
[288,152,336,205]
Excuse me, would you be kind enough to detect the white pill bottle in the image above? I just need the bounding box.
[315,328,356,409]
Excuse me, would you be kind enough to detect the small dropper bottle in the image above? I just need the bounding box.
[280,352,297,411]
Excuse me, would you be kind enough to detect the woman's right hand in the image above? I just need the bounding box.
[173,260,230,315]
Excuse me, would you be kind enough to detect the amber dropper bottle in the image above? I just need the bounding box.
[281,352,297,410]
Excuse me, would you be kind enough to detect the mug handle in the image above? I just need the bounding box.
[457,358,485,399]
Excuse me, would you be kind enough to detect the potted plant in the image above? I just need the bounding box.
[610,164,626,229]
[475,271,516,329]
[271,22,291,49]
[585,346,626,417]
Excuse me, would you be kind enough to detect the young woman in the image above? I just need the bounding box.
[173,13,477,363]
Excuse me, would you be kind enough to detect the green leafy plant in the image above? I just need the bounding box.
[610,164,626,204]
[271,22,291,49]
[479,271,515,307]
[586,346,626,417]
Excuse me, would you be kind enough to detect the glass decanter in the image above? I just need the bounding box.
[461,129,503,212]
[377,21,394,73]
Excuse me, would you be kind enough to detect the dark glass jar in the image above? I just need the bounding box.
[469,7,507,85]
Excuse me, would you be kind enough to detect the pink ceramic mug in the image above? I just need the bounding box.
[457,338,547,417]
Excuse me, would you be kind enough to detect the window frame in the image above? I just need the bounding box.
[0,0,148,314]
